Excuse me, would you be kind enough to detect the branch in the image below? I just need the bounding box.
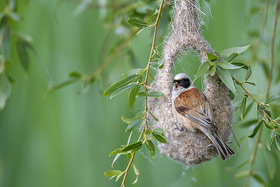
[243,1,279,186]
[120,0,165,186]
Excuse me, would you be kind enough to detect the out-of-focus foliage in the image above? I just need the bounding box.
[0,0,280,187]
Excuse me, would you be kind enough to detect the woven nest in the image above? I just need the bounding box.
[148,0,233,165]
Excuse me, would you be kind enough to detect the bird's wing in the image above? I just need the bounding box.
[174,88,217,131]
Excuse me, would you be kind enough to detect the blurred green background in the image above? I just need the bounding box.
[0,0,280,187]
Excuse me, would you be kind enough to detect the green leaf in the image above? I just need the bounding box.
[264,121,273,130]
[17,40,30,71]
[216,67,236,95]
[133,164,140,176]
[104,170,123,177]
[104,74,139,96]
[145,140,155,158]
[209,66,216,76]
[243,100,254,119]
[137,91,164,98]
[275,133,280,151]
[226,53,238,62]
[110,83,138,99]
[148,111,158,122]
[193,62,211,83]
[238,119,258,128]
[109,148,123,157]
[69,71,82,79]
[121,111,145,124]
[126,119,143,132]
[128,85,141,111]
[235,170,249,179]
[206,52,218,61]
[252,173,267,186]
[147,12,158,24]
[240,95,247,120]
[217,61,243,70]
[220,44,250,57]
[245,68,252,81]
[248,120,264,138]
[153,127,164,134]
[265,95,280,104]
[128,18,149,28]
[152,130,167,143]
[243,81,256,86]
[266,131,275,151]
[2,26,11,60]
[122,142,142,152]
[0,73,12,109]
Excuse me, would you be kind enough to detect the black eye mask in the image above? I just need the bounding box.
[174,78,191,89]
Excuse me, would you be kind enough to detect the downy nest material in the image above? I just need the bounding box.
[148,0,233,165]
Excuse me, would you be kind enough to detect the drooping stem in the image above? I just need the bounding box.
[120,0,165,186]
[243,1,279,186]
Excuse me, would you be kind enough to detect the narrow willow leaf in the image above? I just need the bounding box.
[147,12,158,24]
[238,119,258,128]
[153,127,164,134]
[122,142,142,152]
[145,140,155,158]
[220,44,250,57]
[131,176,138,184]
[265,95,280,104]
[148,111,158,121]
[266,130,276,151]
[136,91,164,98]
[206,52,218,61]
[152,131,167,143]
[243,81,256,86]
[193,62,211,83]
[128,18,149,28]
[252,173,267,186]
[0,73,12,109]
[121,111,145,124]
[111,154,121,168]
[240,95,247,120]
[103,74,139,96]
[235,170,249,179]
[248,120,264,138]
[276,133,280,151]
[217,61,242,70]
[110,83,138,99]
[133,164,140,176]
[69,71,82,79]
[104,170,123,177]
[216,67,236,95]
[126,119,143,132]
[226,53,238,62]
[245,67,252,81]
[243,101,254,119]
[109,148,123,157]
[209,66,216,76]
[2,27,11,60]
[264,121,273,130]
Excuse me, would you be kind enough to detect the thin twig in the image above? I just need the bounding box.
[243,1,279,186]
[120,1,165,186]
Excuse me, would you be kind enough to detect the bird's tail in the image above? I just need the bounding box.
[201,128,235,160]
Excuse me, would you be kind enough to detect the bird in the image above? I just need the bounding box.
[171,73,234,160]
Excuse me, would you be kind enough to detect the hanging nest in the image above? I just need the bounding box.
[148,0,233,165]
